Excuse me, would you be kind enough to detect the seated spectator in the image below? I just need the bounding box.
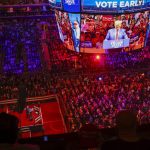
[101,110,150,150]
[66,124,102,150]
[0,112,40,150]
[78,124,103,149]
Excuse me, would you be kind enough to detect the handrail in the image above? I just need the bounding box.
[0,94,56,105]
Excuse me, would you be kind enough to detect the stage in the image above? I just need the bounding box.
[0,96,66,138]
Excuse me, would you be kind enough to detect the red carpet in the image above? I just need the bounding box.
[0,101,66,138]
[41,102,66,136]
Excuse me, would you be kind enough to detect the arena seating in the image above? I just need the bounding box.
[0,3,150,150]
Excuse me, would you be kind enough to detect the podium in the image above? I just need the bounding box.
[103,39,130,49]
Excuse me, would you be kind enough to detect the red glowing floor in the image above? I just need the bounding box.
[0,101,66,138]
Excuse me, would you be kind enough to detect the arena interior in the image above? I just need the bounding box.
[0,0,150,149]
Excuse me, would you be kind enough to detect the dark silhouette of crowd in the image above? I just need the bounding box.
[0,112,40,150]
[0,110,150,150]
[101,110,150,150]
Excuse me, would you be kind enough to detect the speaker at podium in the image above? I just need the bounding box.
[103,39,130,49]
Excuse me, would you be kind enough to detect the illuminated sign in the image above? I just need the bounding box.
[65,0,75,5]
[95,0,144,8]
[48,0,149,12]
[103,39,130,49]
[63,0,80,12]
[82,0,145,11]
[111,40,123,48]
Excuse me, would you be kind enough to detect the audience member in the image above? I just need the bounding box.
[0,112,40,150]
[101,110,150,150]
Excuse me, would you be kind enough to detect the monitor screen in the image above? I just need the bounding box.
[69,13,81,52]
[55,10,149,53]
[55,10,75,50]
[81,0,146,12]
[62,0,80,12]
[80,11,149,53]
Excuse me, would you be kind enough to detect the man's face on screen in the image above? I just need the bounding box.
[74,21,79,29]
[115,24,121,30]
[115,21,122,30]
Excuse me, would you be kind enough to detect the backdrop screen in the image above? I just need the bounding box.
[48,0,150,12]
[55,10,81,52]
[69,13,81,52]
[81,11,149,53]
[81,0,146,12]
[55,10,149,53]
[55,10,75,50]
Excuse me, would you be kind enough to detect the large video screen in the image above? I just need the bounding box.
[81,11,149,53]
[81,0,146,12]
[68,13,81,52]
[62,0,80,12]
[55,10,81,52]
[55,10,75,50]
[48,0,150,12]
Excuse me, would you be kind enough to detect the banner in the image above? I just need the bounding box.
[103,39,130,49]
[62,0,80,12]
[82,0,146,12]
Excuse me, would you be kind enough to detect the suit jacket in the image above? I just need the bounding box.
[105,28,128,40]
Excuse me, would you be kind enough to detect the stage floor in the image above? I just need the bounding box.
[0,101,66,138]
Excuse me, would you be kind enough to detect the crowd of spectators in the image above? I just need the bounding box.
[0,9,150,134]
[0,110,150,150]
[0,18,43,73]
[57,69,150,131]
[0,4,50,17]
[104,50,149,69]
[0,66,150,149]
[0,11,150,100]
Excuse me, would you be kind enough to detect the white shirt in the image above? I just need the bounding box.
[74,27,80,40]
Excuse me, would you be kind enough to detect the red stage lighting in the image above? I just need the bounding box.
[96,55,100,60]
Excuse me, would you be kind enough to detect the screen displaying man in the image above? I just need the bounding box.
[80,11,149,53]
[55,10,75,50]
[103,20,129,50]
[105,20,128,41]
[72,20,80,52]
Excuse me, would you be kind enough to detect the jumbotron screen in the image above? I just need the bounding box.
[49,0,150,12]
[55,10,149,53]
[55,10,80,51]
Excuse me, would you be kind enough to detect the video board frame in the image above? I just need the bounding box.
[55,10,150,53]
[48,0,150,13]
